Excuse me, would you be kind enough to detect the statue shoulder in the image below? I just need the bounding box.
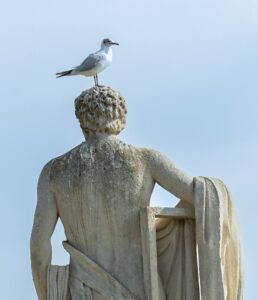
[139,147,173,173]
[39,143,83,183]
[139,147,167,164]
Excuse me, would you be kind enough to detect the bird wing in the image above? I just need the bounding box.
[76,53,104,72]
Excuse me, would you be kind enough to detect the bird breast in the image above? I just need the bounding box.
[106,48,113,63]
[95,50,112,73]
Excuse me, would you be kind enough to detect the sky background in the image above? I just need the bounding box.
[0,0,257,298]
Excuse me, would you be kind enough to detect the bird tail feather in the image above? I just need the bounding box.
[56,69,74,78]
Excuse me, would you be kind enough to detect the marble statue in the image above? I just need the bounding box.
[30,86,243,300]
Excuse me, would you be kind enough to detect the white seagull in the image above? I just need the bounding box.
[56,38,119,86]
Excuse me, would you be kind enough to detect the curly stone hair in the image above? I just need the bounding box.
[74,86,127,136]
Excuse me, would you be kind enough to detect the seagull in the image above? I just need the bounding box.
[56,38,119,86]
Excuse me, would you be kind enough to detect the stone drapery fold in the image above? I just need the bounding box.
[156,177,243,300]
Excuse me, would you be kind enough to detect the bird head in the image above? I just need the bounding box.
[101,38,119,48]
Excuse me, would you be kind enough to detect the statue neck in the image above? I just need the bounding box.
[84,132,116,143]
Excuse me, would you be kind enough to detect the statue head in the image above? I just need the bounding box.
[75,86,127,138]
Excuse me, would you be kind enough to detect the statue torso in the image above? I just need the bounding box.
[49,138,154,299]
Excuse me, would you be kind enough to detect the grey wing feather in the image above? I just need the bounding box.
[75,53,103,72]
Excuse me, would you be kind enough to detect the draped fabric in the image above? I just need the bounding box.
[64,241,140,300]
[156,177,243,300]
[156,218,199,299]
[47,265,69,300]
[47,177,243,300]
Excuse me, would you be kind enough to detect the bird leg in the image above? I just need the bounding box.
[96,74,99,86]
[93,75,97,86]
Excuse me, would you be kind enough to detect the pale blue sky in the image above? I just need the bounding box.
[1,0,257,299]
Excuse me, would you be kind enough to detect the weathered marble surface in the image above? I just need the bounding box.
[30,86,243,300]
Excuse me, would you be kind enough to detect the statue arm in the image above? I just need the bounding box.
[142,149,194,205]
[30,161,58,300]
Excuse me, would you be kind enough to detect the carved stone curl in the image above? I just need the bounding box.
[75,86,127,137]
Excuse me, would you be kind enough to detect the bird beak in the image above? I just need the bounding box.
[111,42,119,46]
